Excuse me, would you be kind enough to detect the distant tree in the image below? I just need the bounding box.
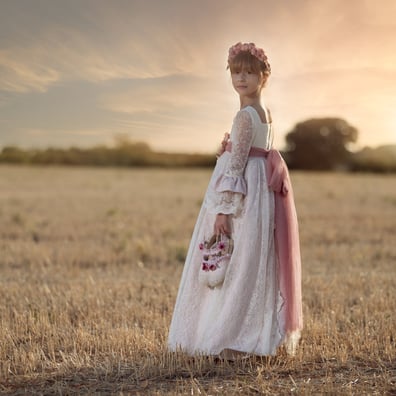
[0,146,30,163]
[352,145,396,173]
[0,138,216,168]
[112,134,152,166]
[285,118,358,170]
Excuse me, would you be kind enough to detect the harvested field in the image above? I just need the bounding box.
[0,165,395,395]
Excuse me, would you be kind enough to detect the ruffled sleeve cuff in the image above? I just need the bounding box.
[215,173,247,195]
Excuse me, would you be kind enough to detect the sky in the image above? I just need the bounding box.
[0,0,395,153]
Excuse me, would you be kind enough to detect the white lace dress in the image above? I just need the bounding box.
[168,105,285,356]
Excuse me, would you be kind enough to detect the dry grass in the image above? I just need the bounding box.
[0,165,395,395]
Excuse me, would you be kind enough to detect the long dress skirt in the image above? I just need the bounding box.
[167,151,285,356]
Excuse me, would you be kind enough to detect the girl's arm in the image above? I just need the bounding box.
[214,213,231,236]
[213,110,254,233]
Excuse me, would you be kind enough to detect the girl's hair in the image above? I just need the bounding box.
[228,51,271,76]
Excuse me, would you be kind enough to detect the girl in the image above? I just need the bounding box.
[168,42,302,357]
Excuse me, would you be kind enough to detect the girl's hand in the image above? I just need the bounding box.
[214,213,231,236]
[215,132,230,158]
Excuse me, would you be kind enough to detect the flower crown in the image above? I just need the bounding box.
[227,42,271,74]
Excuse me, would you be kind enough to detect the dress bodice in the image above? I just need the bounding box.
[230,105,273,151]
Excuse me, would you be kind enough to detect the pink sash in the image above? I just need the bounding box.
[225,143,303,339]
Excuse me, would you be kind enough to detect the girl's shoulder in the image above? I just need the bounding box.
[238,105,271,125]
[234,107,254,126]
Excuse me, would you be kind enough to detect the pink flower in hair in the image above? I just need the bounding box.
[227,41,271,73]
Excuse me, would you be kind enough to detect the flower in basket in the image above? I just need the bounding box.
[199,234,234,288]
[217,242,225,250]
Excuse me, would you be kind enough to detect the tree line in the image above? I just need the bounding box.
[0,138,216,168]
[284,118,396,172]
[1,119,395,172]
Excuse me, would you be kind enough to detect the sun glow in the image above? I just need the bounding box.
[0,1,396,152]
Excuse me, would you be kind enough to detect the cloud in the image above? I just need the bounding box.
[97,73,235,152]
[1,126,115,149]
[0,0,226,94]
[0,0,395,152]
[98,74,223,114]
[0,49,60,93]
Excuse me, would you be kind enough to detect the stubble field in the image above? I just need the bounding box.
[0,165,395,395]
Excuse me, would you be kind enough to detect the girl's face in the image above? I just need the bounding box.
[231,68,267,98]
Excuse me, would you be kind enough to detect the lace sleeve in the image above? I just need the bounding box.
[227,110,254,178]
[214,110,254,215]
